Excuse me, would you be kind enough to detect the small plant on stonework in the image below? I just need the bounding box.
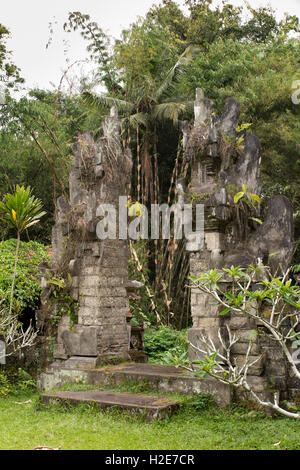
[46,276,66,292]
[234,183,261,207]
[189,192,210,205]
[45,273,78,329]
[233,184,262,234]
[236,123,253,150]
[60,294,79,328]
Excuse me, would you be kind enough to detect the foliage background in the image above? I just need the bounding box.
[0,0,300,328]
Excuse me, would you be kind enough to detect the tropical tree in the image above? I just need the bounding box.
[0,23,24,91]
[82,46,198,326]
[0,185,46,315]
[83,45,198,204]
[177,265,300,419]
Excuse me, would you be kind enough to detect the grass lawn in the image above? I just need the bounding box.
[0,386,300,450]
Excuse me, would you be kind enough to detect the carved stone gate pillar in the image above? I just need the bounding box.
[185,89,294,402]
[40,107,134,367]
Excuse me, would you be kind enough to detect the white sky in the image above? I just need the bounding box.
[1,0,300,92]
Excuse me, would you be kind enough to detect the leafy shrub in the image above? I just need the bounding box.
[184,393,216,411]
[0,368,36,397]
[0,371,12,397]
[16,368,36,392]
[144,326,188,364]
[0,239,49,310]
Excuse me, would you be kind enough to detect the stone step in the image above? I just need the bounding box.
[92,363,231,407]
[40,390,179,420]
[38,362,232,407]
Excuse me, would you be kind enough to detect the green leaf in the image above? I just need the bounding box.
[250,193,261,205]
[234,192,244,204]
[246,330,258,342]
[249,217,263,225]
[219,307,232,316]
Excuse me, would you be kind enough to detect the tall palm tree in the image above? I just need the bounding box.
[83,46,199,326]
[82,45,199,203]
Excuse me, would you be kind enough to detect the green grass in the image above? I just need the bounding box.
[1,387,300,450]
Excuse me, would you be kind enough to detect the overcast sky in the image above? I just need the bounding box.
[2,0,300,92]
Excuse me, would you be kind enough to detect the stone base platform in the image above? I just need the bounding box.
[38,361,231,407]
[40,390,179,420]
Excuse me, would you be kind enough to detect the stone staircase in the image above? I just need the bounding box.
[40,389,179,420]
[38,361,231,418]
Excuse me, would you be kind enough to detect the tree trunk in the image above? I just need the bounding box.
[9,233,20,316]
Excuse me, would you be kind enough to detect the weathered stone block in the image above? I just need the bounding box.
[231,341,260,355]
[71,276,79,288]
[62,327,98,357]
[188,327,226,363]
[237,330,259,344]
[82,266,97,276]
[99,287,127,297]
[79,287,97,297]
[100,297,128,308]
[245,375,269,393]
[70,288,79,301]
[107,277,125,287]
[57,315,71,342]
[205,232,224,252]
[265,359,286,376]
[53,343,68,360]
[191,293,220,319]
[83,296,100,308]
[194,317,221,329]
[82,276,100,288]
[233,354,264,376]
[230,317,248,329]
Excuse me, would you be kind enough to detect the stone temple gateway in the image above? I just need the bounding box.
[39,89,299,406]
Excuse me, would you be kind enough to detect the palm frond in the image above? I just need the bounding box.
[82,91,134,114]
[154,46,200,102]
[152,100,194,125]
[122,112,150,129]
[0,185,46,234]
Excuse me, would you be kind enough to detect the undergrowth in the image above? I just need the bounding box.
[0,367,36,397]
[144,326,188,364]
